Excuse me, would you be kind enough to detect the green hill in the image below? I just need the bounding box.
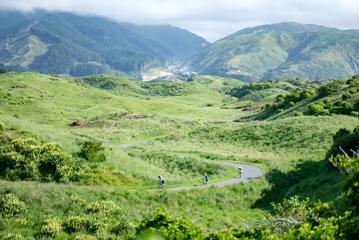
[226,75,359,121]
[0,11,208,76]
[190,22,359,81]
[0,72,358,239]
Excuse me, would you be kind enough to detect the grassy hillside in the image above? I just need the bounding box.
[228,75,359,121]
[0,72,358,239]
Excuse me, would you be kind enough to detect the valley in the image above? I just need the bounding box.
[0,72,358,239]
[0,8,358,240]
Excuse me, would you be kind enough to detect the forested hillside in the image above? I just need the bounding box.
[0,11,208,76]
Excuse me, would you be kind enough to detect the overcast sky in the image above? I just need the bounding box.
[1,0,359,41]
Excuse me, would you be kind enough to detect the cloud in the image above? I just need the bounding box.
[0,0,358,41]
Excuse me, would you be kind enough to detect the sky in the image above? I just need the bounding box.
[0,0,359,41]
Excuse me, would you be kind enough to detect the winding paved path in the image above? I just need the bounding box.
[161,162,263,191]
[119,141,263,191]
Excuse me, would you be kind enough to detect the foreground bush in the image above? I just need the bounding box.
[0,193,26,219]
[326,126,359,170]
[136,209,204,240]
[40,216,62,237]
[0,134,73,182]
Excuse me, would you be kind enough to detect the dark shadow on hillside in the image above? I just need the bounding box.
[253,159,342,211]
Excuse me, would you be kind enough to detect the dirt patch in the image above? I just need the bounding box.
[69,119,117,129]
[109,112,147,120]
[12,84,27,89]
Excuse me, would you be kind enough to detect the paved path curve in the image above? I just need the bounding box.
[118,141,263,191]
[162,162,263,191]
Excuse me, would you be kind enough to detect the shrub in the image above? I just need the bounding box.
[1,233,24,240]
[288,102,296,107]
[142,81,192,96]
[323,98,331,105]
[232,227,275,240]
[348,75,359,87]
[318,81,343,96]
[86,200,121,216]
[63,216,88,233]
[351,111,359,118]
[276,95,285,103]
[111,215,133,236]
[273,196,336,225]
[41,216,62,237]
[86,218,108,235]
[0,122,4,132]
[344,167,359,209]
[0,193,26,219]
[326,126,359,169]
[277,108,284,114]
[283,212,359,240]
[229,83,272,99]
[308,102,329,115]
[293,111,303,116]
[136,209,204,240]
[79,141,106,163]
[342,92,352,100]
[73,234,96,240]
[300,88,317,99]
[329,101,353,115]
[0,136,73,182]
[80,75,117,90]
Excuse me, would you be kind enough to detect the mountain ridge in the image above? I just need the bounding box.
[190,22,359,81]
[0,10,208,76]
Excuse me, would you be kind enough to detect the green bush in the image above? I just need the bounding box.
[63,216,88,233]
[323,98,331,105]
[326,126,359,169]
[111,215,132,236]
[273,196,336,225]
[283,212,359,240]
[318,81,343,96]
[142,81,192,96]
[276,95,285,103]
[277,108,284,114]
[293,111,303,116]
[1,233,24,240]
[0,136,73,182]
[136,209,204,240]
[230,83,272,99]
[86,218,108,235]
[329,101,353,115]
[0,193,26,219]
[40,216,62,237]
[79,75,117,90]
[79,141,106,163]
[0,122,4,132]
[351,111,359,118]
[342,92,352,100]
[288,102,295,107]
[86,200,121,216]
[308,102,329,115]
[344,167,359,209]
